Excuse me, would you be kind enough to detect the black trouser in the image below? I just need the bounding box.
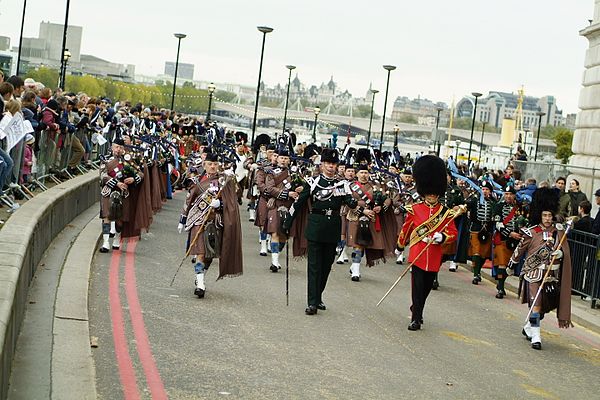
[411,267,437,322]
[307,240,337,306]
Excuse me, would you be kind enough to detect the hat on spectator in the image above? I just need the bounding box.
[25,133,35,144]
[595,188,600,197]
[24,78,36,89]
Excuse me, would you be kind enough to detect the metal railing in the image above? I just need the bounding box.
[568,229,600,308]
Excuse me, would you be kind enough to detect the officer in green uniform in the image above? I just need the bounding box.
[284,149,358,315]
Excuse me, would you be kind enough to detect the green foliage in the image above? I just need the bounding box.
[448,117,497,133]
[399,114,418,124]
[215,90,236,103]
[553,127,574,164]
[23,67,245,114]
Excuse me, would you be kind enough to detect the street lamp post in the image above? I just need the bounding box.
[467,92,483,169]
[455,140,461,162]
[170,33,187,113]
[59,49,71,90]
[207,83,216,120]
[535,110,546,161]
[59,0,70,90]
[379,65,396,152]
[282,65,296,135]
[393,124,400,150]
[367,89,378,148]
[478,121,487,165]
[251,26,274,146]
[16,0,27,75]
[312,106,320,143]
[434,105,443,156]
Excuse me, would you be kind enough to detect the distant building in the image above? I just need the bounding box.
[14,21,134,81]
[164,62,194,80]
[565,113,577,130]
[391,95,449,126]
[456,91,563,129]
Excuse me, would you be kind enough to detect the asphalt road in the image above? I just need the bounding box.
[89,192,600,400]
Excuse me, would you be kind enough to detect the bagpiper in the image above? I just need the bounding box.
[508,187,572,350]
[177,151,243,298]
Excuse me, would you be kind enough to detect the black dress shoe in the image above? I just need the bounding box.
[351,276,360,282]
[259,252,267,257]
[432,280,439,290]
[495,290,504,299]
[270,264,279,273]
[408,321,421,331]
[522,329,532,341]
[191,257,197,264]
[472,277,479,285]
[305,306,318,315]
[531,341,542,350]
[317,303,327,310]
[194,288,205,298]
[99,247,109,253]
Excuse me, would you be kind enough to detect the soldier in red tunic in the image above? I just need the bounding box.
[397,155,458,331]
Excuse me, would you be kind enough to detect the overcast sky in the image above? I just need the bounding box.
[0,0,595,113]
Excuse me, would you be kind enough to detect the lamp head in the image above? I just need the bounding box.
[257,26,274,34]
[383,65,397,71]
[394,124,400,133]
[471,92,483,98]
[174,33,187,39]
[370,89,379,95]
[286,65,296,71]
[208,83,216,93]
[536,111,546,117]
[314,106,321,116]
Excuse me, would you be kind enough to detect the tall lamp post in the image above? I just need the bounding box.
[251,26,274,146]
[59,49,71,90]
[379,65,396,152]
[393,124,400,150]
[170,33,187,112]
[478,121,487,165]
[282,64,296,134]
[434,105,443,156]
[367,89,378,147]
[455,140,461,162]
[467,92,482,169]
[534,110,546,161]
[312,106,320,143]
[58,0,70,90]
[16,0,27,75]
[207,82,216,120]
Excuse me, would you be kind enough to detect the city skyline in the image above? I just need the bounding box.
[0,0,593,114]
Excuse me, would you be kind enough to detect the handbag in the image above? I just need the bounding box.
[356,216,373,247]
[541,280,560,314]
[109,191,123,220]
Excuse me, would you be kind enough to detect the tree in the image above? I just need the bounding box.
[554,127,574,164]
[399,114,418,124]
[25,67,59,89]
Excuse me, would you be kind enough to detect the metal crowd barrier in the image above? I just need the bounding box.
[568,229,600,308]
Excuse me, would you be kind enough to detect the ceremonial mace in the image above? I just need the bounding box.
[524,220,572,323]
[376,205,466,307]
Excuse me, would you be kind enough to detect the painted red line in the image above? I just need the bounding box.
[124,238,168,400]
[109,246,141,400]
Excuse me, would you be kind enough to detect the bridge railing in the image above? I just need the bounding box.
[567,229,600,308]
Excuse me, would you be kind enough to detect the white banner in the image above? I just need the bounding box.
[0,113,34,151]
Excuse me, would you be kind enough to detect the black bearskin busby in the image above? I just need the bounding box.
[304,143,321,159]
[528,187,559,226]
[253,133,271,153]
[412,155,447,197]
[356,148,371,165]
[321,148,340,163]
[235,131,248,145]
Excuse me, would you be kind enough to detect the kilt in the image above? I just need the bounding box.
[468,231,491,258]
[493,240,512,266]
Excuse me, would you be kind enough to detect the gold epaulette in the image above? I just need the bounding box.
[405,204,414,215]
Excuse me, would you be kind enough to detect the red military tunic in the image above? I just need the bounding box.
[397,201,458,272]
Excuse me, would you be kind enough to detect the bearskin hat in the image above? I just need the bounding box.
[528,187,559,225]
[502,184,516,194]
[253,133,271,153]
[412,155,447,197]
[235,131,248,144]
[356,148,371,164]
[321,148,340,163]
[304,143,321,159]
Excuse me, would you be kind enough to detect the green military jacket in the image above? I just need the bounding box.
[286,174,358,243]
